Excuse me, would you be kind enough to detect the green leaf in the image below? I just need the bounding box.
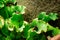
[11,13,24,27]
[31,18,48,34]
[0,2,4,9]
[47,24,54,31]
[49,13,58,21]
[5,6,15,17]
[15,5,26,14]
[38,12,58,22]
[38,12,51,22]
[38,12,46,20]
[5,19,14,31]
[0,34,5,40]
[9,33,15,39]
[23,24,30,38]
[27,28,36,40]
[36,20,48,34]
[52,27,60,36]
[30,18,38,27]
[16,24,25,32]
[5,36,11,40]
[40,35,46,40]
[0,7,9,19]
[43,15,51,22]
[34,34,46,40]
[1,26,10,36]
[0,16,4,29]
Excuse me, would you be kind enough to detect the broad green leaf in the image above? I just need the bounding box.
[31,18,48,34]
[0,34,5,40]
[36,20,48,34]
[0,16,4,29]
[30,18,38,27]
[38,12,50,22]
[6,6,15,13]
[43,15,50,22]
[0,7,9,19]
[0,2,4,9]
[27,28,36,40]
[16,24,25,32]
[15,5,26,14]
[11,13,24,27]
[34,34,46,40]
[23,21,28,26]
[23,24,30,38]
[52,27,60,36]
[49,13,58,20]
[47,24,54,31]
[5,36,11,40]
[38,12,46,20]
[9,33,15,39]
[27,33,36,40]
[38,12,58,22]
[1,26,10,36]
[5,6,15,17]
[5,19,14,31]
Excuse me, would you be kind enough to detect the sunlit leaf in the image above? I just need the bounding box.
[15,5,26,14]
[36,20,48,34]
[5,6,15,17]
[31,18,38,27]
[16,25,25,32]
[0,16,4,29]
[38,12,58,22]
[49,13,58,21]
[0,2,4,9]
[5,19,14,31]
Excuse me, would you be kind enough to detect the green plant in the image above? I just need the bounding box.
[0,0,60,40]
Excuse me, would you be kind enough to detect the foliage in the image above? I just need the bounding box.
[0,0,60,40]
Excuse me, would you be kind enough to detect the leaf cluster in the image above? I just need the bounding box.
[0,0,60,40]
